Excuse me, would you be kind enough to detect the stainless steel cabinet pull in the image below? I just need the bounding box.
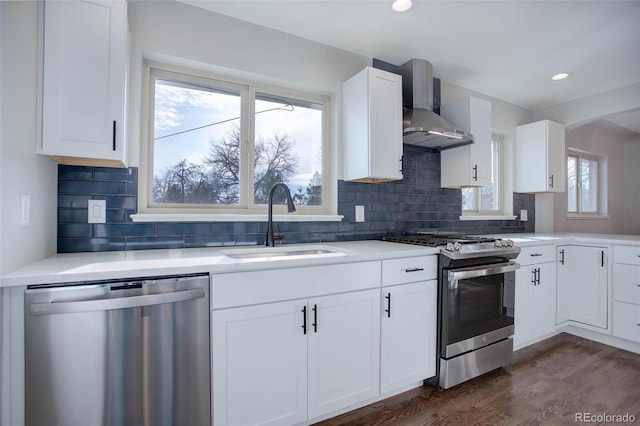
[549,174,554,188]
[384,293,391,318]
[559,249,565,265]
[312,304,318,333]
[601,251,605,267]
[531,269,536,285]
[399,155,403,173]
[530,253,543,257]
[473,164,478,181]
[536,268,541,285]
[404,267,424,273]
[30,288,204,316]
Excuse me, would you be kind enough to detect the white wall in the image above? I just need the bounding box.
[1,3,56,424]
[530,84,640,233]
[553,120,640,234]
[0,1,57,275]
[126,0,371,207]
[623,140,640,234]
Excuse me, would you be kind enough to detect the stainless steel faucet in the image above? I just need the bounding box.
[265,183,296,247]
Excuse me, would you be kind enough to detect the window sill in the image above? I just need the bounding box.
[567,214,609,220]
[130,213,344,223]
[459,214,518,221]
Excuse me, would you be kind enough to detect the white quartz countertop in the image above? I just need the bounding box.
[0,241,439,288]
[2,233,638,288]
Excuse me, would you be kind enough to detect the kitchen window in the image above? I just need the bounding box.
[567,150,606,217]
[136,63,332,219]
[462,135,502,216]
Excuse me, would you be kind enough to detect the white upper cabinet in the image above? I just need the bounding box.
[40,0,128,167]
[343,67,403,183]
[515,120,565,193]
[440,96,492,188]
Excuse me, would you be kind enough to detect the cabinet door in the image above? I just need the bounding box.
[546,120,566,192]
[556,246,571,324]
[532,262,557,337]
[369,69,403,181]
[41,0,127,166]
[440,97,492,188]
[557,246,608,328]
[515,120,565,193]
[212,300,307,426]
[514,266,535,346]
[380,280,436,394]
[613,302,640,342]
[307,289,381,419]
[343,67,402,182]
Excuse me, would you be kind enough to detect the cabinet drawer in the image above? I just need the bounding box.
[518,245,556,266]
[212,261,381,309]
[613,264,640,305]
[613,301,640,343]
[614,245,640,265]
[382,256,437,286]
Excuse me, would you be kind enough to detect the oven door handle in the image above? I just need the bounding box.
[448,261,520,281]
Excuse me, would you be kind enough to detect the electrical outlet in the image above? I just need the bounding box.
[88,200,107,224]
[355,205,365,222]
[520,209,528,221]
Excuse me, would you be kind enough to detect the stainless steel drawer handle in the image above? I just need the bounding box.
[530,253,543,257]
[30,288,205,316]
[404,267,424,273]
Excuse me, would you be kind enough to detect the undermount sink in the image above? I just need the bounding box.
[222,245,349,262]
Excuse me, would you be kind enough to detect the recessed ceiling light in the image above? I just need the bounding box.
[392,0,412,12]
[552,73,569,81]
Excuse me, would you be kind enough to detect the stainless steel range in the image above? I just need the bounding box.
[384,234,520,389]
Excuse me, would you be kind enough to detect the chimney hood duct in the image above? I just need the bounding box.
[401,59,473,149]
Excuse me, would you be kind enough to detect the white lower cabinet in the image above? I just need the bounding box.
[514,245,557,347]
[557,245,608,328]
[212,300,307,426]
[380,280,437,394]
[307,290,381,418]
[212,289,381,425]
[612,245,640,342]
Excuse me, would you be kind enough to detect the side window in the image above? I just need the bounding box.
[462,135,502,214]
[567,151,601,215]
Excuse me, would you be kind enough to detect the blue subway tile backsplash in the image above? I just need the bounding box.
[57,146,535,253]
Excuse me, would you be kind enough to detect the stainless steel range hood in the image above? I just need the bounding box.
[401,59,473,149]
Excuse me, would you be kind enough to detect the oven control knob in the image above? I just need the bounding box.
[504,239,514,247]
[494,240,503,248]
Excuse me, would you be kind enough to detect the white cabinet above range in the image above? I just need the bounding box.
[39,0,128,167]
[440,96,492,188]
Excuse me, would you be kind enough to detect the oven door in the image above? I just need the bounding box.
[441,261,518,358]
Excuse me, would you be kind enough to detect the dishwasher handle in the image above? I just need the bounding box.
[30,288,205,316]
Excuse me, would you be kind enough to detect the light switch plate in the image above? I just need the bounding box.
[520,209,528,221]
[355,205,365,222]
[20,193,30,226]
[88,200,107,224]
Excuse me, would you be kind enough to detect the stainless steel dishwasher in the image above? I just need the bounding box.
[25,274,210,426]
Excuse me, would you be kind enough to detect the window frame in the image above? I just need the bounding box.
[136,61,334,220]
[461,134,505,217]
[566,149,606,218]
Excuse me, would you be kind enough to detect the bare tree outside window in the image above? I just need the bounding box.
[148,69,326,211]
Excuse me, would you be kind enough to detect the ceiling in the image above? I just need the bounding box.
[180,0,640,132]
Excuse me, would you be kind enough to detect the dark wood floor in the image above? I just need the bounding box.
[314,333,640,425]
